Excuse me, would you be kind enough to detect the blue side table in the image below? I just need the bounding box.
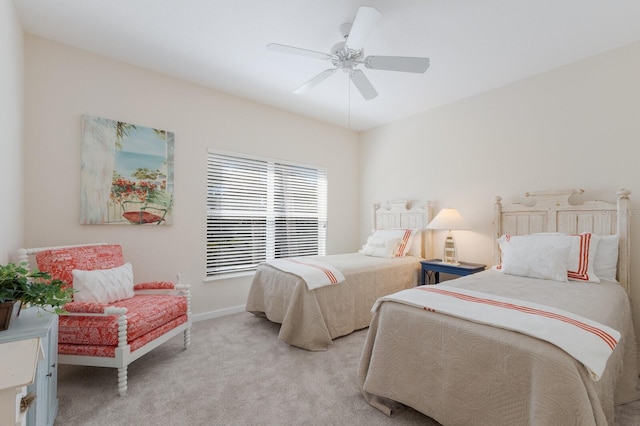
[420,259,486,285]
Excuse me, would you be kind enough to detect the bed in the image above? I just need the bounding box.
[358,189,639,425]
[245,199,432,351]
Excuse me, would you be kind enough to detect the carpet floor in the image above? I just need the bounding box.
[54,312,640,425]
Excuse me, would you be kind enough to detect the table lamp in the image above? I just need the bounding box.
[426,208,470,265]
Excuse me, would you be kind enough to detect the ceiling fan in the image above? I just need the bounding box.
[267,6,430,100]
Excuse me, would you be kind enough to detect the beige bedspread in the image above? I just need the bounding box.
[358,270,639,425]
[246,253,421,350]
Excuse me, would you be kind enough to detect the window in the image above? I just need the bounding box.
[206,150,327,278]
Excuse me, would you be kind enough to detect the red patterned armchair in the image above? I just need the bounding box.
[17,244,191,396]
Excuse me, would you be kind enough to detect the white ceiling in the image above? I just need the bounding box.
[14,0,640,132]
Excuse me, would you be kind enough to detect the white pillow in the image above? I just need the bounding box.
[361,236,402,258]
[369,228,419,257]
[498,233,600,283]
[406,230,423,257]
[500,238,571,282]
[592,234,619,282]
[72,263,135,303]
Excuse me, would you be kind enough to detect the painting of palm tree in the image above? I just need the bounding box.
[80,114,174,225]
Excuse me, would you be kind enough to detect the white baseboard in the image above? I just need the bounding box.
[192,305,246,323]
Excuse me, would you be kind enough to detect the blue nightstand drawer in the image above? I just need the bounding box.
[420,259,486,285]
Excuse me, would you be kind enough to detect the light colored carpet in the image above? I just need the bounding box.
[54,312,640,425]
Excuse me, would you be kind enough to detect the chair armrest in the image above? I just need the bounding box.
[133,274,191,295]
[63,302,128,316]
[64,301,111,314]
[61,302,129,349]
[134,281,176,291]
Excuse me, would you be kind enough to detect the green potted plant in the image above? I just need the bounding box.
[0,262,74,330]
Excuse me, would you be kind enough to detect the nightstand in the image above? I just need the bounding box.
[0,308,58,426]
[420,259,486,285]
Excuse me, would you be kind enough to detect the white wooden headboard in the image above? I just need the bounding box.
[373,199,433,258]
[493,189,631,293]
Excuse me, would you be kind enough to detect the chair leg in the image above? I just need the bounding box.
[184,328,191,349]
[118,367,128,396]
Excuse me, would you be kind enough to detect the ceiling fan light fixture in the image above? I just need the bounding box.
[330,41,347,55]
[339,23,352,39]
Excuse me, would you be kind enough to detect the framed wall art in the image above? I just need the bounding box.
[80,115,175,225]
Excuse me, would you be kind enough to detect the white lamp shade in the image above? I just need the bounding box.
[426,208,470,231]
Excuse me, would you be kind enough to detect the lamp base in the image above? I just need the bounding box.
[441,231,459,265]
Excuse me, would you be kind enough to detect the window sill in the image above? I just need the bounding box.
[204,271,255,282]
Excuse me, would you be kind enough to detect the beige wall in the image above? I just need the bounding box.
[0,1,24,264]
[23,35,360,319]
[17,29,640,334]
[360,41,640,337]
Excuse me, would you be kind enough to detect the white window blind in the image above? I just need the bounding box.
[206,150,327,278]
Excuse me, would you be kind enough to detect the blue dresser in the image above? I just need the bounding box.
[0,308,58,426]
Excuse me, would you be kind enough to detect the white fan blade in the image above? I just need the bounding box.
[350,70,378,100]
[294,68,337,94]
[365,56,430,73]
[267,43,334,61]
[345,6,381,51]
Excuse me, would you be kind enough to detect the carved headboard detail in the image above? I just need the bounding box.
[493,189,631,293]
[373,200,433,259]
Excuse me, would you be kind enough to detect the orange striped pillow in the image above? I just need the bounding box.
[368,228,419,257]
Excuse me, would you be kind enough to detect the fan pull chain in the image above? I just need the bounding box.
[348,73,351,128]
